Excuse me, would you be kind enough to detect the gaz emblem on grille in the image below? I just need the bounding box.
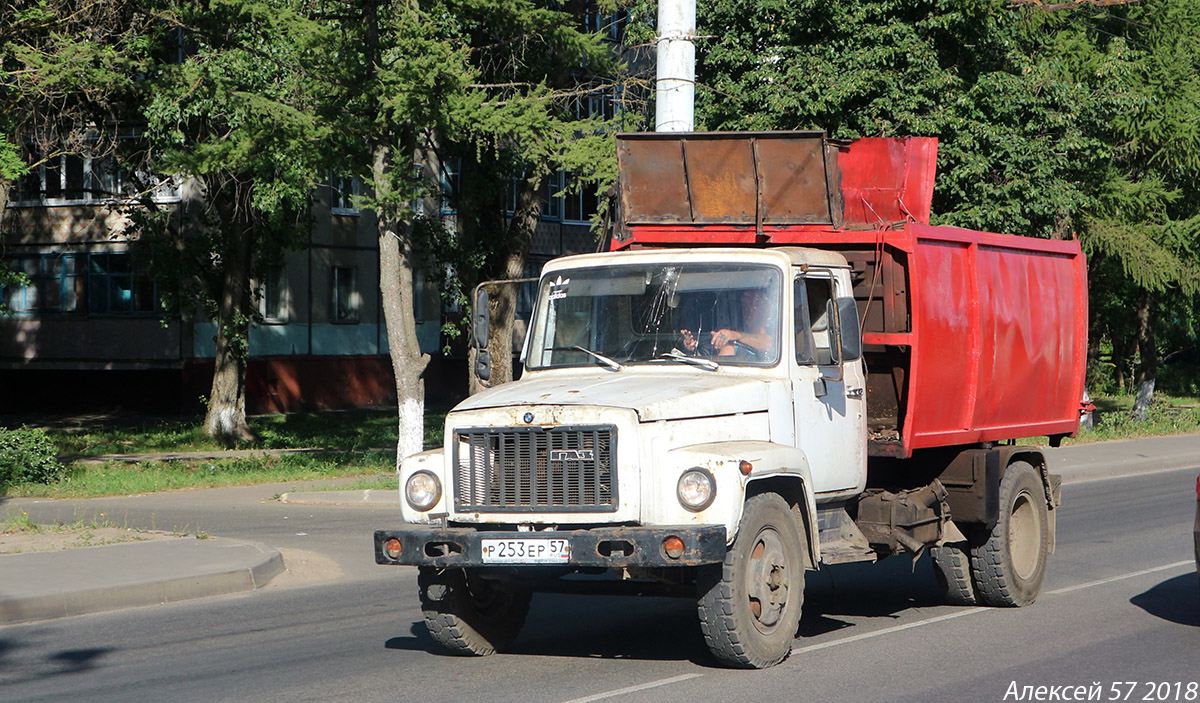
[549,449,594,462]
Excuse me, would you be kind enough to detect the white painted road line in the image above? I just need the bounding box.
[560,674,704,703]
[790,607,990,657]
[560,560,1193,703]
[1046,560,1194,595]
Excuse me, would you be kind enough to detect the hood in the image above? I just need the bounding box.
[454,370,771,422]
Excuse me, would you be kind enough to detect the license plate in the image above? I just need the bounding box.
[481,537,571,564]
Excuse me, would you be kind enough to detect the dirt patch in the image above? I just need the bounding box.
[268,548,345,588]
[0,527,185,555]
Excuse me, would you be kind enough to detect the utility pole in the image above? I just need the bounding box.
[656,0,695,132]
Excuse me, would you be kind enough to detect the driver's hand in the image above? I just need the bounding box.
[680,329,699,353]
[710,329,739,348]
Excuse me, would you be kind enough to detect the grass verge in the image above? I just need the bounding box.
[1068,394,1200,444]
[46,408,448,457]
[5,451,394,499]
[0,509,175,554]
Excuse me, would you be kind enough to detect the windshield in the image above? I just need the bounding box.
[527,262,782,369]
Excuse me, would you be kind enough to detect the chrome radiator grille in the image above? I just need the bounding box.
[453,425,617,512]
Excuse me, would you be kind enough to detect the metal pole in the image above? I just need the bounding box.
[656,0,695,132]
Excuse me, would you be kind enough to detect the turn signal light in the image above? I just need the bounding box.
[739,460,753,476]
[663,535,685,559]
[384,538,403,560]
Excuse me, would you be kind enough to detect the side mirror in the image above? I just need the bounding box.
[472,287,490,349]
[835,297,862,362]
[475,348,492,381]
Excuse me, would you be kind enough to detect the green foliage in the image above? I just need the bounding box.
[1079,395,1200,443]
[0,427,67,488]
[0,134,24,182]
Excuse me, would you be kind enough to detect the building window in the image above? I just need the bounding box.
[542,171,565,220]
[3,252,160,315]
[583,3,626,42]
[563,172,599,223]
[13,142,178,206]
[259,267,288,322]
[569,82,620,122]
[4,255,84,313]
[88,252,158,314]
[440,157,461,214]
[330,176,361,215]
[332,266,360,323]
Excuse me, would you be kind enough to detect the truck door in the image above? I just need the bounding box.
[791,270,867,495]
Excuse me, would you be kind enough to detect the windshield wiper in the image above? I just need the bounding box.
[548,346,624,371]
[659,350,720,371]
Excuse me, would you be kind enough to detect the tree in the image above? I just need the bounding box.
[432,0,630,391]
[136,0,340,442]
[1035,0,1200,417]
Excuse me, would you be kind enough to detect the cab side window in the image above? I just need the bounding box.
[794,276,834,365]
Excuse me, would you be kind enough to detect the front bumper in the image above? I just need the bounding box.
[374,525,727,568]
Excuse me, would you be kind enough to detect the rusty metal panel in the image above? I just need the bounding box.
[758,137,834,224]
[616,132,836,228]
[682,138,757,222]
[617,138,690,223]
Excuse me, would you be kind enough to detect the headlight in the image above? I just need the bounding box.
[677,468,716,512]
[405,471,442,511]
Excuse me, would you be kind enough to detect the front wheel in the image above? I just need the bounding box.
[970,462,1051,606]
[698,493,807,668]
[418,567,532,655]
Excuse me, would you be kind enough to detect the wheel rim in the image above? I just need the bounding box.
[744,526,790,633]
[1008,490,1042,580]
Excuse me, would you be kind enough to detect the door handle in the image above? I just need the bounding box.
[846,387,865,398]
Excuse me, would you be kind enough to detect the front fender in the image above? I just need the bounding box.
[658,441,819,564]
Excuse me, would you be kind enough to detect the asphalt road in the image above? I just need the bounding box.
[2,467,1198,703]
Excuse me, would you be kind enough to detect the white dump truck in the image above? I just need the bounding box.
[375,132,1088,668]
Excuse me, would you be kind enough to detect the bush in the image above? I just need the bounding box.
[0,427,67,488]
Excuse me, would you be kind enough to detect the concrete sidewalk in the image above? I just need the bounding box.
[2,433,1197,627]
[0,537,283,625]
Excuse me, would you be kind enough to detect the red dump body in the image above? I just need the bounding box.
[612,132,1087,458]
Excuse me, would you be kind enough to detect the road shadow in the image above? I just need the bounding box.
[1131,572,1200,627]
[0,634,115,686]
[386,554,947,666]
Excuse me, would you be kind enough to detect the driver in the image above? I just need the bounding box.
[680,288,773,357]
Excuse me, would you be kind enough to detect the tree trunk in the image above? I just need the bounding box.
[1113,333,1137,393]
[1132,290,1156,421]
[375,137,430,462]
[203,176,256,443]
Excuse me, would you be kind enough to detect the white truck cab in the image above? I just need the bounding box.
[379,246,875,668]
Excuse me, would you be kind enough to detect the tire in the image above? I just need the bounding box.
[698,493,807,668]
[930,543,977,606]
[970,462,1051,607]
[418,567,532,655]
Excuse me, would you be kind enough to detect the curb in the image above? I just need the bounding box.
[0,537,285,625]
[279,489,399,506]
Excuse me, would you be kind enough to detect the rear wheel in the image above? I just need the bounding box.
[698,493,807,668]
[418,567,531,655]
[970,462,1051,606]
[930,543,977,606]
